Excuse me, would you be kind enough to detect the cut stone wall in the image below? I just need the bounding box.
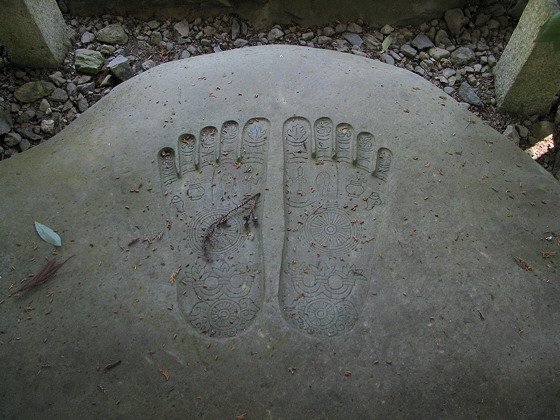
[60,0,475,28]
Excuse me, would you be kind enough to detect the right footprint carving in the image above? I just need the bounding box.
[280,117,392,337]
[158,119,270,338]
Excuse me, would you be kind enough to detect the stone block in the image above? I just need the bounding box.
[494,0,560,116]
[75,49,104,75]
[0,0,71,68]
[0,104,13,135]
[14,80,56,103]
[108,55,133,81]
[96,23,129,44]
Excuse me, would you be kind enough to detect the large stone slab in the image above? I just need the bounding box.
[0,46,559,418]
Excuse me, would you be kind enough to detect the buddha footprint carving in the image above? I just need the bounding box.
[280,117,392,337]
[158,119,269,338]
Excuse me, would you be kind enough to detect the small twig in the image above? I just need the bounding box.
[465,119,475,130]
[202,193,261,257]
[243,195,259,227]
[12,255,74,295]
[104,360,121,371]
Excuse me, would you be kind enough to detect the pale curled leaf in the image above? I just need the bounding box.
[34,221,62,247]
[381,35,393,52]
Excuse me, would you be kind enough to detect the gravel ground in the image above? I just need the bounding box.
[0,2,558,180]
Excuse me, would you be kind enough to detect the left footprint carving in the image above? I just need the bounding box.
[158,118,269,338]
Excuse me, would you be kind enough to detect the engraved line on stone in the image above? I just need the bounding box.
[158,147,178,187]
[199,126,218,167]
[373,147,393,181]
[284,117,312,207]
[345,176,365,198]
[286,165,310,208]
[334,123,354,163]
[178,133,196,176]
[187,183,205,200]
[288,298,360,337]
[187,298,259,338]
[171,195,185,213]
[219,120,239,162]
[292,264,365,300]
[189,262,255,300]
[211,167,238,204]
[284,117,311,159]
[303,207,360,252]
[186,209,246,255]
[241,118,270,164]
[356,132,374,171]
[366,191,382,210]
[315,171,333,195]
[244,118,268,147]
[313,117,334,160]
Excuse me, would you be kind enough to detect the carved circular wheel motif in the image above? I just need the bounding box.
[186,209,245,255]
[305,207,359,252]
[305,299,337,328]
[209,300,241,329]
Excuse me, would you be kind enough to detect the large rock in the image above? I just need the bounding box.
[267,27,284,41]
[0,104,12,135]
[494,0,560,116]
[429,46,451,60]
[95,23,129,44]
[342,32,363,47]
[14,80,56,103]
[3,131,21,146]
[451,46,475,65]
[75,49,104,75]
[530,120,556,140]
[107,55,133,81]
[445,8,469,35]
[173,19,190,39]
[0,46,559,419]
[410,33,434,50]
[0,0,71,68]
[49,87,69,103]
[458,81,482,106]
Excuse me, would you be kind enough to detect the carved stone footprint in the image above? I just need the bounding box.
[158,119,270,338]
[280,117,392,337]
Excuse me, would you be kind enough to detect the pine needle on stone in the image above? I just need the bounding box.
[12,255,74,295]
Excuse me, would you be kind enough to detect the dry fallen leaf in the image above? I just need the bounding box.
[158,364,170,381]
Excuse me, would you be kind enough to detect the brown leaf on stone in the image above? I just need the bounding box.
[514,256,532,271]
[158,364,170,381]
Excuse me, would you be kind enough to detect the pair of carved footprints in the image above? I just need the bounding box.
[158,117,392,338]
